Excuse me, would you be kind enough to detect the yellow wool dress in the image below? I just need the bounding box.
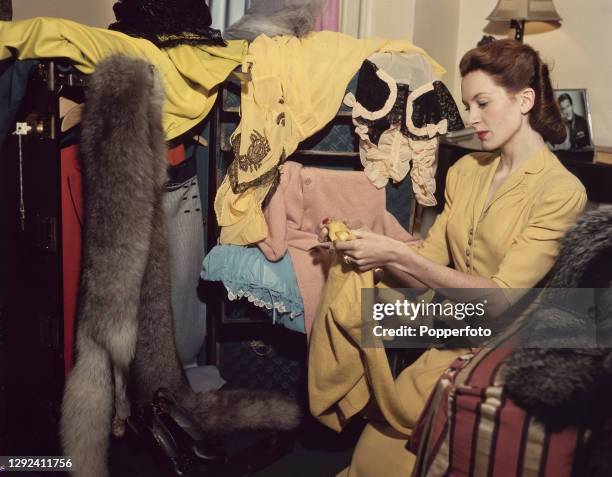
[309,146,586,477]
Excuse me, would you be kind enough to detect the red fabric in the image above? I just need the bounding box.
[167,143,185,166]
[450,385,482,473]
[489,400,527,476]
[315,0,340,31]
[60,145,83,376]
[544,427,581,475]
[469,348,511,386]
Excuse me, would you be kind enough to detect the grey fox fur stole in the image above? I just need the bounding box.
[503,206,612,476]
[224,0,325,41]
[60,55,300,477]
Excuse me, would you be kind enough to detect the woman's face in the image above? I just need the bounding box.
[461,70,523,151]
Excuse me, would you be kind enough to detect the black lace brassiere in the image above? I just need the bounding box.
[352,59,464,145]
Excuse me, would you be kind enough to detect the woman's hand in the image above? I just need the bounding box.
[332,227,406,272]
[316,218,421,272]
[317,218,363,243]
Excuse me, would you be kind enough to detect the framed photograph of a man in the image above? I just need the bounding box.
[550,89,594,151]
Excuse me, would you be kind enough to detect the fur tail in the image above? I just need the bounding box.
[131,180,302,433]
[180,389,301,433]
[60,54,166,477]
[60,335,113,477]
[129,150,302,433]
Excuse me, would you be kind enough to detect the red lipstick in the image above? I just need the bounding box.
[476,131,489,140]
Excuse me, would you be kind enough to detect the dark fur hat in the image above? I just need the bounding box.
[109,0,226,48]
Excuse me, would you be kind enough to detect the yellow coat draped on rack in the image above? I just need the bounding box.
[214,32,445,245]
[0,17,247,139]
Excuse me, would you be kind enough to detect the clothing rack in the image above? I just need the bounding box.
[203,71,420,365]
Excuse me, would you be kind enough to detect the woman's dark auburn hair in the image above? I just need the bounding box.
[459,39,566,144]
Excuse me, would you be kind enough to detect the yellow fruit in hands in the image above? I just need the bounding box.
[326,219,355,241]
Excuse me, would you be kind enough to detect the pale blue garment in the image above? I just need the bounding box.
[201,245,305,333]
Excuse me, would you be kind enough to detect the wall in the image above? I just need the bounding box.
[451,0,612,147]
[413,0,460,94]
[342,0,415,40]
[369,0,415,40]
[13,0,115,27]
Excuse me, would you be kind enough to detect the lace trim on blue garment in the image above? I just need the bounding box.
[225,282,302,318]
[201,245,305,333]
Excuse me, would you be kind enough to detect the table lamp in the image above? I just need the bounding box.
[487,0,562,42]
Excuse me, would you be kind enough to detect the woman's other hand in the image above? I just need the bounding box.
[333,227,405,272]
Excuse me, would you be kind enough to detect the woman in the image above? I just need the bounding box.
[316,40,587,477]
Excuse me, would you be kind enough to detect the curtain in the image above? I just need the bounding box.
[208,0,247,31]
[315,0,340,32]
[340,0,371,38]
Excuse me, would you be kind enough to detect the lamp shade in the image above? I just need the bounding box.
[487,0,562,22]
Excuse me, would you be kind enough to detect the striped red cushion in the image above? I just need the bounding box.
[409,347,587,477]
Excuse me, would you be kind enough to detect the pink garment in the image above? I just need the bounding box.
[315,0,340,31]
[258,161,416,336]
